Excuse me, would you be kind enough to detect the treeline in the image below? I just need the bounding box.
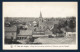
[5,16,76,33]
[51,16,76,35]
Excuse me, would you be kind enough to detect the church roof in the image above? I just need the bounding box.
[18,30,32,35]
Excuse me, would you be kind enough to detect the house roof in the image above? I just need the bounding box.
[5,26,17,32]
[33,21,37,24]
[18,30,32,35]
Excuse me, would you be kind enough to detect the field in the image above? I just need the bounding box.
[33,34,76,44]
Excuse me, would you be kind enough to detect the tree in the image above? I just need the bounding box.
[51,24,63,34]
[68,17,76,29]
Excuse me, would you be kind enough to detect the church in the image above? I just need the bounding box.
[32,12,47,35]
[32,12,53,35]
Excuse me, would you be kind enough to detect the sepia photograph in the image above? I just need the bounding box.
[2,2,78,50]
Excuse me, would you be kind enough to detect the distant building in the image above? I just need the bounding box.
[17,30,32,38]
[32,12,46,35]
[38,12,46,31]
[17,30,32,44]
[5,26,17,40]
[66,32,76,37]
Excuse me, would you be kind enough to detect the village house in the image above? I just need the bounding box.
[5,26,17,43]
[16,30,32,44]
[5,26,17,40]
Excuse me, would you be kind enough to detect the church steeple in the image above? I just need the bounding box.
[39,11,43,23]
[40,11,42,18]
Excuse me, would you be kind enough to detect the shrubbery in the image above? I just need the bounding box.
[51,17,76,35]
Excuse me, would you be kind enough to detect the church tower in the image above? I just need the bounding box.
[39,11,44,31]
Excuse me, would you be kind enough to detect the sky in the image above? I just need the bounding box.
[3,2,78,18]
